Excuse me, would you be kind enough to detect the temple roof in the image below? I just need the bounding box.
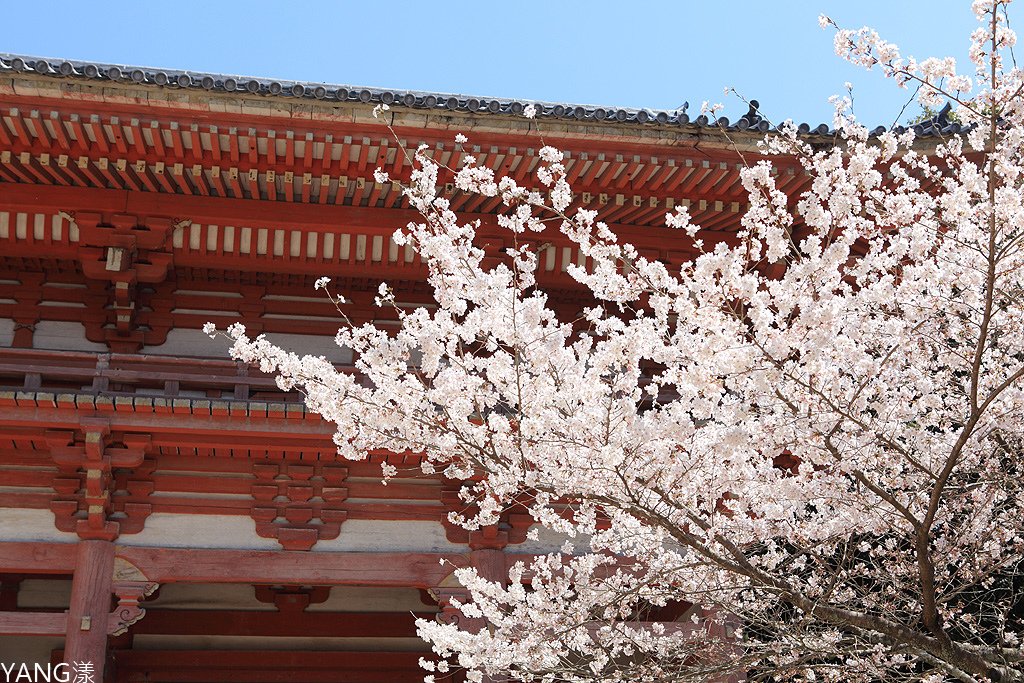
[0,52,963,139]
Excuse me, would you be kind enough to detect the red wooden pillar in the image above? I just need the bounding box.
[470,549,505,583]
[65,540,114,679]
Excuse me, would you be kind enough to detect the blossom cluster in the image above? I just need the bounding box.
[209,4,1024,680]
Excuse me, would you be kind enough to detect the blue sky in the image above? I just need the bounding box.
[3,1,977,127]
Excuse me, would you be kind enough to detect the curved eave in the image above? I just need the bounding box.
[0,53,963,140]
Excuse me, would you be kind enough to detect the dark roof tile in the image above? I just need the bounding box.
[0,53,956,139]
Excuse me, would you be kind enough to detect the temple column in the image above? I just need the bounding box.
[49,422,152,679]
[64,539,114,679]
[433,548,508,630]
[470,548,506,583]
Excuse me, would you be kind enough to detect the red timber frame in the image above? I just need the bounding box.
[0,66,786,681]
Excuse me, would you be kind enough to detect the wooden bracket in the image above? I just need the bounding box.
[73,212,178,352]
[108,557,158,636]
[251,461,348,551]
[441,483,533,550]
[429,586,487,633]
[47,424,154,540]
[253,585,330,612]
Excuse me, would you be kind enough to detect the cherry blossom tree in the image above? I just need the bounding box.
[209,1,1024,680]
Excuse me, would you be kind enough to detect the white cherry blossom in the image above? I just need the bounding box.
[210,4,1024,681]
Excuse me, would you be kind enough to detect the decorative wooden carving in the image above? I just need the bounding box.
[250,461,348,551]
[10,273,43,348]
[108,557,158,636]
[430,586,486,633]
[46,420,153,540]
[441,483,533,550]
[73,211,179,352]
[253,585,331,612]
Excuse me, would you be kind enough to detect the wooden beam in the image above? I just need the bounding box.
[0,541,76,574]
[0,611,66,636]
[116,547,466,588]
[132,609,433,638]
[0,543,545,588]
[0,183,462,234]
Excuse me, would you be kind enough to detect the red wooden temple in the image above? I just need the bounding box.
[0,54,836,681]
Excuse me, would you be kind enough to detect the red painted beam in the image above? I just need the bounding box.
[116,546,467,587]
[0,542,503,590]
[0,610,66,635]
[0,183,421,233]
[0,541,76,574]
[132,609,434,638]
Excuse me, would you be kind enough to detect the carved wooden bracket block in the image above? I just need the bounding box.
[77,212,176,283]
[250,461,348,551]
[429,587,486,633]
[9,273,44,348]
[108,580,158,636]
[254,585,331,612]
[108,557,158,636]
[72,212,179,352]
[441,483,533,550]
[46,423,154,541]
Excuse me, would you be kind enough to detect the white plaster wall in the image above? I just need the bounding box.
[0,508,77,543]
[144,583,276,611]
[117,516,464,553]
[258,332,353,363]
[17,579,72,609]
[0,506,560,554]
[308,586,432,613]
[0,318,13,347]
[142,329,352,363]
[32,321,107,352]
[0,636,64,665]
[140,328,230,357]
[116,513,279,551]
[511,524,581,554]
[312,520,464,553]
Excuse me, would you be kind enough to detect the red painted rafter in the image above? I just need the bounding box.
[0,109,765,210]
